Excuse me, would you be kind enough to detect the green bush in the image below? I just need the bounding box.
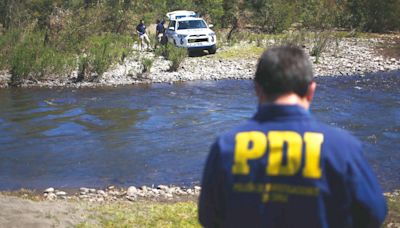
[141,57,154,73]
[0,29,23,70]
[167,45,187,72]
[310,31,333,64]
[8,31,74,85]
[156,44,187,72]
[278,30,308,48]
[80,33,133,77]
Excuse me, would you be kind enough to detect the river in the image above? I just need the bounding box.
[0,71,399,191]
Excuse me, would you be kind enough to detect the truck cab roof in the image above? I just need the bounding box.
[166,10,198,20]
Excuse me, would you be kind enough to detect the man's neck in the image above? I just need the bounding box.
[261,93,310,110]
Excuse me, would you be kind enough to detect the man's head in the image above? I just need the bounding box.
[254,46,315,109]
[140,20,144,24]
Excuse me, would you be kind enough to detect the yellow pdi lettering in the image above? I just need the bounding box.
[232,131,267,175]
[232,131,324,179]
[267,131,302,176]
[302,132,324,179]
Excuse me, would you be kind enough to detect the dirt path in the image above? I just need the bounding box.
[0,195,87,228]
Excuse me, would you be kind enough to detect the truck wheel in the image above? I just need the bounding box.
[208,45,217,54]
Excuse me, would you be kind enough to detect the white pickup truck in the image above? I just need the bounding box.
[165,10,217,54]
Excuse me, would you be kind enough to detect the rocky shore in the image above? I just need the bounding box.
[0,36,399,88]
[38,185,201,202]
[9,185,398,204]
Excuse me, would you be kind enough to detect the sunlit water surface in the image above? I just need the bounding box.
[0,71,398,191]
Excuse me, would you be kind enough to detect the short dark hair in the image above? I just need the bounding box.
[254,46,313,98]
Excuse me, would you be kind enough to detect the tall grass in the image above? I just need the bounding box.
[156,44,187,72]
[83,34,132,76]
[310,31,333,63]
[0,27,133,85]
[6,31,75,85]
[141,58,154,73]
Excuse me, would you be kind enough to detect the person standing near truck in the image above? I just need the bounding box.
[155,19,166,48]
[136,19,151,51]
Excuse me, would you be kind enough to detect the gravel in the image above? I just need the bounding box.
[42,185,201,202]
[0,37,398,88]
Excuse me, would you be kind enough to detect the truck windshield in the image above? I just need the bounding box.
[177,20,207,30]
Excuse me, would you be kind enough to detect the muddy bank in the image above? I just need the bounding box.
[0,36,399,88]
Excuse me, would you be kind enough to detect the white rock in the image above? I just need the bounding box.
[97,190,106,196]
[46,193,57,200]
[141,186,148,192]
[126,195,137,201]
[127,186,138,196]
[55,191,67,196]
[158,185,169,190]
[80,187,89,193]
[44,187,54,193]
[164,193,173,198]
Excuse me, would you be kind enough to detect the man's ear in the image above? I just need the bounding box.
[306,81,317,103]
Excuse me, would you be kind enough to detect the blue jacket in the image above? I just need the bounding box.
[199,104,387,228]
[136,23,146,36]
[156,22,165,34]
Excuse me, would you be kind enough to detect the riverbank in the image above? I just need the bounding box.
[0,34,399,88]
[1,188,399,227]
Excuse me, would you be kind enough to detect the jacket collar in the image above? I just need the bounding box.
[253,104,313,122]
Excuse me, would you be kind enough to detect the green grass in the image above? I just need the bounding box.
[75,194,400,227]
[77,201,200,228]
[385,193,400,226]
[214,45,265,59]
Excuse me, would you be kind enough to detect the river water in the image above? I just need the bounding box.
[0,71,399,191]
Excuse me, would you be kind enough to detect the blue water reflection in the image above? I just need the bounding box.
[0,71,398,191]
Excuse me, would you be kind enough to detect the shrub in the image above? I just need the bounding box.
[80,33,133,77]
[278,29,308,48]
[9,31,74,85]
[166,45,187,72]
[310,31,333,64]
[0,29,23,70]
[141,58,154,73]
[156,44,187,72]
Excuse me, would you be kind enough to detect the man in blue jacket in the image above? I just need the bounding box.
[136,19,151,51]
[198,46,387,228]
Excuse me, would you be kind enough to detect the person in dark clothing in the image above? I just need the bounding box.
[155,19,166,48]
[198,46,387,228]
[136,19,151,51]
